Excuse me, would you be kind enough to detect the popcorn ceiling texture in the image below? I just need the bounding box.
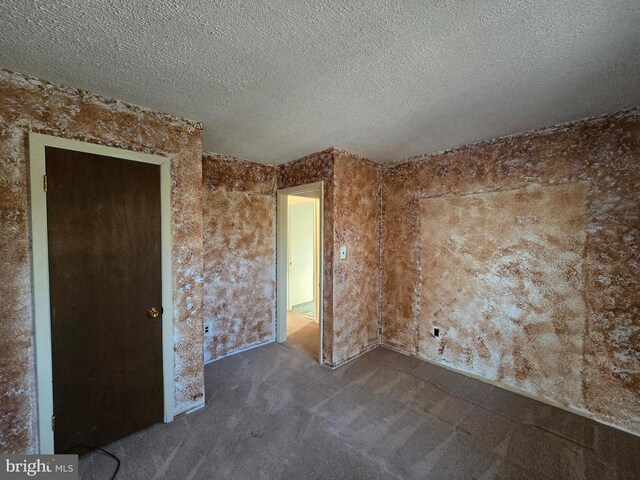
[2,1,639,164]
[0,69,205,453]
[380,109,640,434]
[277,149,381,366]
[202,153,276,362]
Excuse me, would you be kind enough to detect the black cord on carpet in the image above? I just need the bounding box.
[64,445,120,480]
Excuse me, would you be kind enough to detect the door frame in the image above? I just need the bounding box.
[29,132,175,454]
[276,182,324,364]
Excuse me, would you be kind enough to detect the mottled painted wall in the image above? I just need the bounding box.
[277,148,380,367]
[2,66,636,452]
[202,153,276,362]
[332,151,380,365]
[380,109,640,434]
[277,150,335,365]
[420,184,588,405]
[0,70,205,453]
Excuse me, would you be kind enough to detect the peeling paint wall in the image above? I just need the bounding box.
[380,109,640,434]
[277,149,380,367]
[0,70,205,453]
[202,153,276,362]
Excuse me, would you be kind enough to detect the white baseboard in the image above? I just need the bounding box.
[331,341,380,369]
[204,339,274,365]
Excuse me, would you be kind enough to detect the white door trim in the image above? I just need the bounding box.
[28,132,175,454]
[276,181,324,364]
[313,196,320,323]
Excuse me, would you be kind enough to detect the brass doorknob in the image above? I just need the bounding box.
[147,306,161,319]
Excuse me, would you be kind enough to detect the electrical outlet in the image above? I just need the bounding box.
[339,245,347,260]
[432,327,440,338]
[204,323,212,335]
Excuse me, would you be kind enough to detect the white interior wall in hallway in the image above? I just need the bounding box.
[287,196,315,308]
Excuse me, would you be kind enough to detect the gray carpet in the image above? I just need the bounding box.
[79,344,639,479]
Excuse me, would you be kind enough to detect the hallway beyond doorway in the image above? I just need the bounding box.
[277,181,323,364]
[285,310,319,361]
[291,300,315,318]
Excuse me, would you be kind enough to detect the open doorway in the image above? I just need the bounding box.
[277,182,323,363]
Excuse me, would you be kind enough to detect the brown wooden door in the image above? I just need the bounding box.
[45,147,163,454]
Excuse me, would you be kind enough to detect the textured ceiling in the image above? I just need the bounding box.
[1,1,639,164]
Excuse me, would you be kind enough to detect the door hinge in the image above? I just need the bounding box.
[51,415,55,431]
[43,174,48,192]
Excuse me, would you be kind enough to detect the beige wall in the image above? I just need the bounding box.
[380,109,640,435]
[0,69,206,453]
[202,153,276,362]
[277,149,381,367]
[1,66,637,454]
[332,150,381,365]
[204,147,382,369]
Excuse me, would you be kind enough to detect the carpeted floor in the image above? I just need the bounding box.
[79,344,639,479]
[286,310,319,362]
